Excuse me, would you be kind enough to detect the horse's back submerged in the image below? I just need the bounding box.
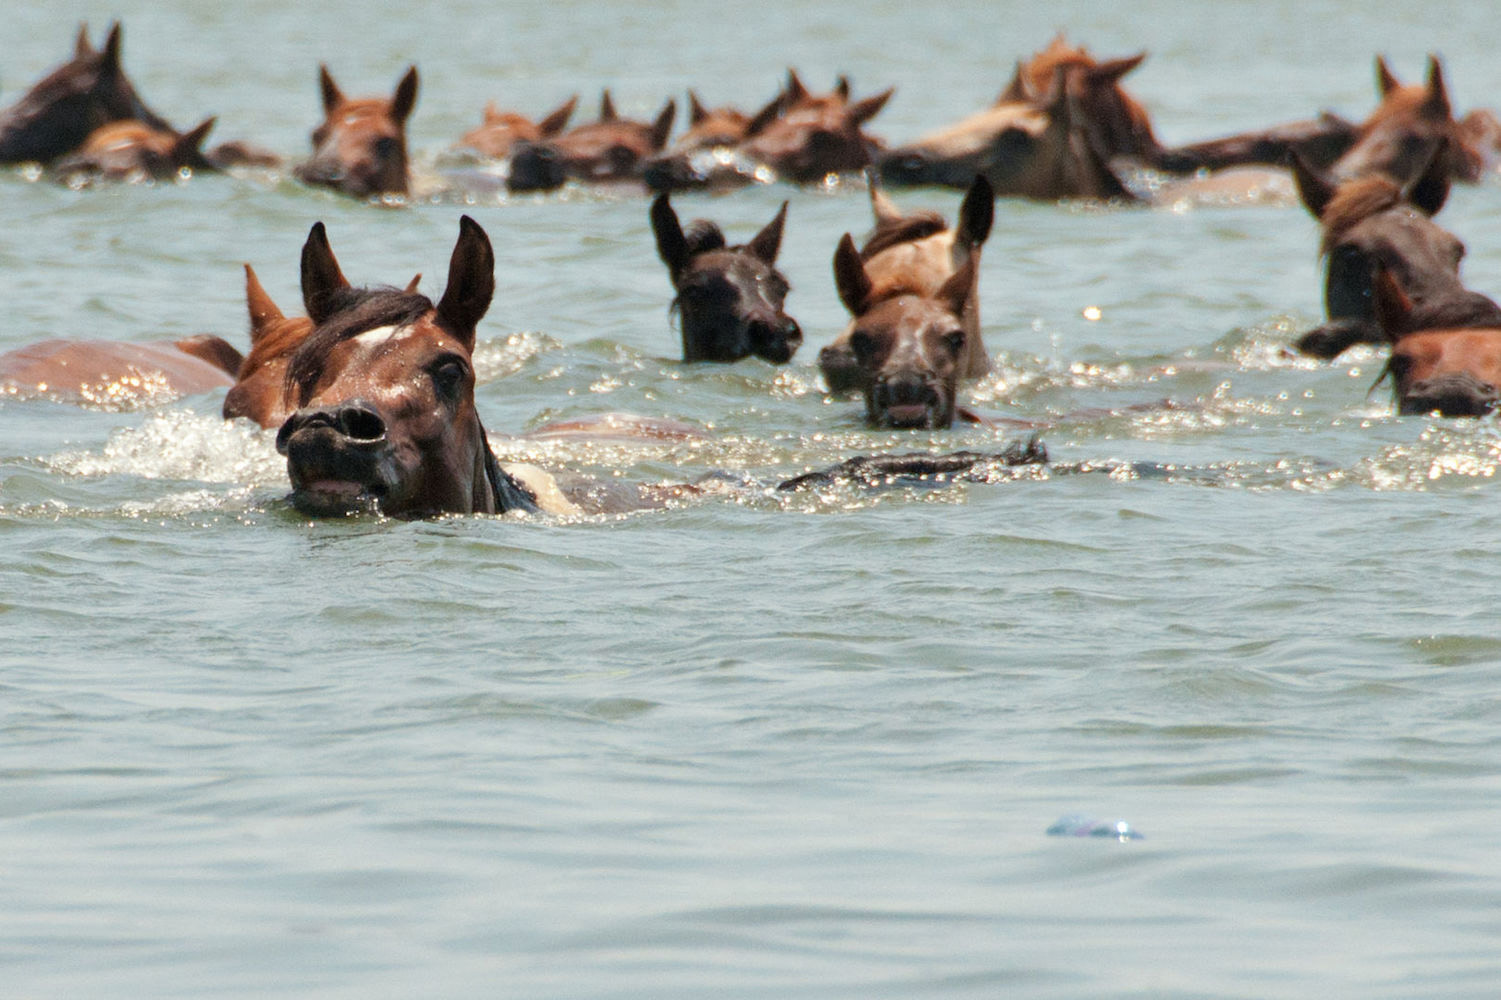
[0,337,238,405]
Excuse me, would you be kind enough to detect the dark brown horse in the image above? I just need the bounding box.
[295,65,418,198]
[1290,145,1501,359]
[506,91,675,192]
[0,23,172,165]
[1375,268,1501,416]
[830,232,978,429]
[457,95,577,160]
[243,217,537,516]
[736,71,892,184]
[53,117,217,183]
[821,174,993,392]
[1005,34,1161,166]
[876,66,1133,200]
[650,195,801,363]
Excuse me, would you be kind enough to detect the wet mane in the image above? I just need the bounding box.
[1319,175,1404,254]
[860,211,947,260]
[284,286,434,404]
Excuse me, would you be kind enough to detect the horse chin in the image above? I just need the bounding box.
[288,480,386,518]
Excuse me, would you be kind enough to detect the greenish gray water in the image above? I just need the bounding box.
[4,2,1501,997]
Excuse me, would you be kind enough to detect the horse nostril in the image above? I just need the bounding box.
[338,404,385,442]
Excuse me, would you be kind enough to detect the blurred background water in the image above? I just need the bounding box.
[4,2,1501,997]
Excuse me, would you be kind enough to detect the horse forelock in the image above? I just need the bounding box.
[1321,176,1405,253]
[860,212,948,260]
[284,287,435,404]
[681,220,727,256]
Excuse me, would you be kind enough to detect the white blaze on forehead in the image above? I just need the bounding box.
[350,324,410,348]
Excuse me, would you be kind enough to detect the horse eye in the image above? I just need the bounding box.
[431,358,470,401]
[373,137,402,159]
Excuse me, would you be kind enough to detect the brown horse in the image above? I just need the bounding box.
[1006,34,1161,166]
[736,71,893,184]
[505,91,676,192]
[642,88,786,191]
[830,232,978,429]
[876,66,1133,200]
[254,217,537,517]
[1290,145,1501,359]
[1375,268,1501,416]
[53,117,217,183]
[0,336,239,406]
[0,23,172,165]
[650,195,801,363]
[1330,56,1481,186]
[295,65,418,198]
[457,95,577,160]
[821,174,993,392]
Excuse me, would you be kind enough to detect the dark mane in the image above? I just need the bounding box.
[1320,176,1404,254]
[682,219,727,256]
[284,286,434,404]
[860,211,948,260]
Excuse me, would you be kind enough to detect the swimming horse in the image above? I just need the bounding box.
[0,22,173,165]
[230,217,540,516]
[649,195,802,363]
[1290,142,1501,359]
[1374,266,1501,417]
[295,65,418,198]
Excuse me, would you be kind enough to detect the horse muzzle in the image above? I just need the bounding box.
[276,400,401,515]
[868,372,953,429]
[1399,372,1501,417]
[748,316,802,365]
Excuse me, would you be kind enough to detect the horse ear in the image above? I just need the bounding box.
[404,273,422,294]
[650,100,677,151]
[74,24,94,59]
[867,169,903,225]
[936,254,977,318]
[785,69,810,106]
[957,174,995,249]
[747,201,788,265]
[1089,52,1147,87]
[1404,139,1452,216]
[599,90,618,122]
[1423,55,1452,120]
[832,233,873,316]
[688,91,709,126]
[244,264,285,343]
[1375,56,1401,98]
[650,194,689,279]
[391,66,419,125]
[173,117,216,159]
[300,221,350,325]
[1372,265,1414,339]
[99,22,122,75]
[848,87,893,129]
[318,65,344,114]
[1290,149,1336,220]
[436,215,495,348]
[539,95,577,136]
[835,76,852,101]
[996,62,1031,105]
[744,90,785,138]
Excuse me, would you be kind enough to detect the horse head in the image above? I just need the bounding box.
[295,65,418,198]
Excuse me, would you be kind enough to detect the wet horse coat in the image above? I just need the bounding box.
[295,65,418,198]
[1375,268,1501,416]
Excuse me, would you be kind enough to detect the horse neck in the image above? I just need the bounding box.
[476,420,539,514]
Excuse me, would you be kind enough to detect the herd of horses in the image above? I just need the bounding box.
[5,23,1501,517]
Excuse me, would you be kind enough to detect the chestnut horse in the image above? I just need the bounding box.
[830,232,978,429]
[1290,145,1501,359]
[457,95,577,160]
[295,65,418,198]
[506,91,675,192]
[237,217,538,516]
[1375,268,1501,416]
[1330,56,1481,186]
[0,23,172,165]
[736,70,893,184]
[876,66,1133,200]
[0,336,239,405]
[649,195,801,363]
[53,117,217,183]
[821,174,994,392]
